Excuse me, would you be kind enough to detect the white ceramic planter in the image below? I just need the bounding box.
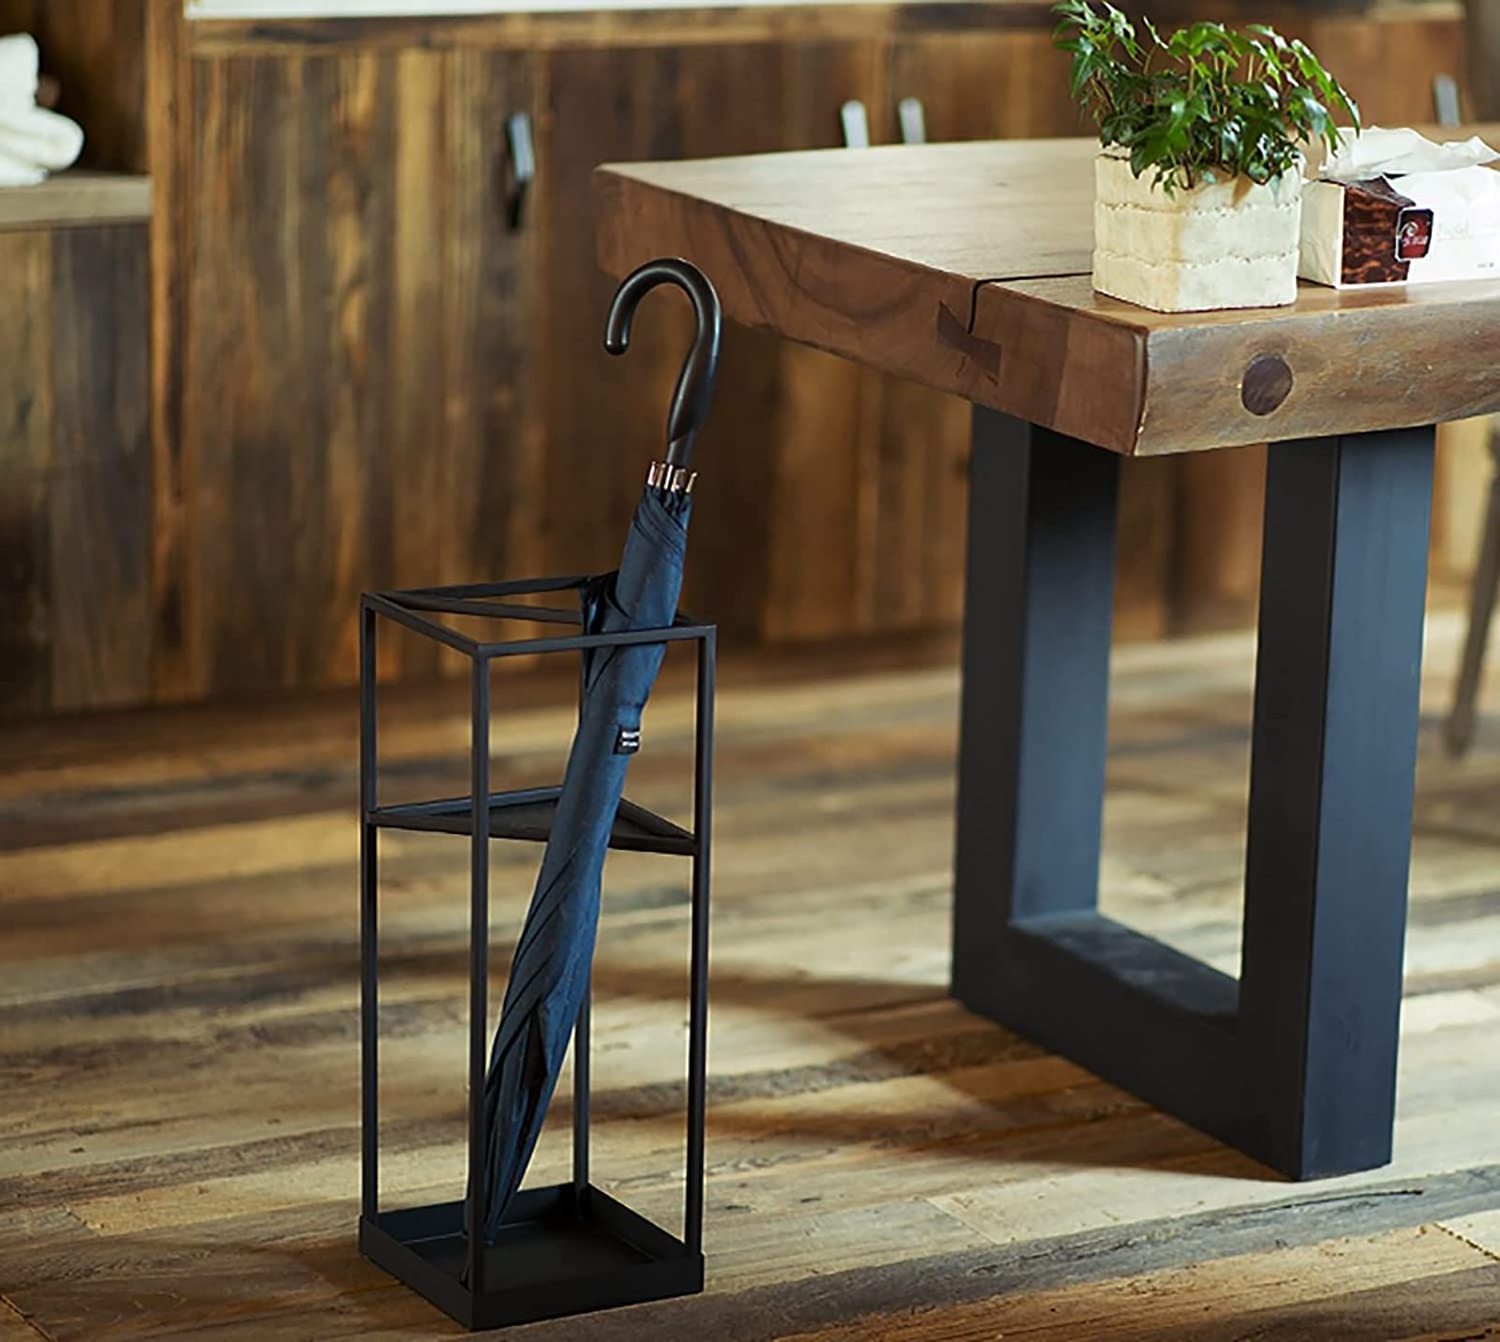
[1092,149,1303,312]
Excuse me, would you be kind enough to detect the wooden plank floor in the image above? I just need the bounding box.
[2,614,1499,1340]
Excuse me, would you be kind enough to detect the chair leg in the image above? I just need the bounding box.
[1446,429,1500,757]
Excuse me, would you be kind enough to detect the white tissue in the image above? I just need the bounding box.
[1320,125,1500,183]
[1300,126,1500,287]
[1395,166,1500,283]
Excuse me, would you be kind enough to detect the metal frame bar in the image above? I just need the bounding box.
[952,409,1434,1180]
[401,574,593,599]
[686,629,716,1253]
[475,623,710,661]
[466,655,491,1292]
[396,594,583,625]
[359,603,379,1221]
[358,582,712,1325]
[572,627,591,1202]
[369,578,710,662]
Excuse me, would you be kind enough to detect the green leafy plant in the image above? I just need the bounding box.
[1052,0,1359,193]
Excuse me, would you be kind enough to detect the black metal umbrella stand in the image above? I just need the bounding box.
[356,580,714,1330]
[356,258,720,1331]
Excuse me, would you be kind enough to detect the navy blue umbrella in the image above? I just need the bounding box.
[478,259,722,1242]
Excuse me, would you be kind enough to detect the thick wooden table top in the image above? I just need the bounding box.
[595,135,1500,455]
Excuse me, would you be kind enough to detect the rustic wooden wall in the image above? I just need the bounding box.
[0,223,152,714]
[0,0,1480,711]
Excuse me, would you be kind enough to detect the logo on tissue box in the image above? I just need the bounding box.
[1396,207,1434,261]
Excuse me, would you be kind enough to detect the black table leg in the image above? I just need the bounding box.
[952,409,1434,1180]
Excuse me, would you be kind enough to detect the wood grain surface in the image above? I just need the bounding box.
[0,224,152,715]
[181,0,1322,55]
[0,615,1498,1339]
[0,231,52,718]
[976,270,1500,454]
[46,226,153,709]
[0,175,152,233]
[597,125,1500,456]
[0,2,1481,707]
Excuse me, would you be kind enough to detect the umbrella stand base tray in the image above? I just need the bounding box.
[360,1184,704,1331]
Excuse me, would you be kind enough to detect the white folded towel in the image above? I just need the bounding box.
[0,147,44,187]
[0,103,83,169]
[0,34,83,183]
[0,33,40,109]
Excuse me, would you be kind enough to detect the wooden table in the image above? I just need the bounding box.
[593,135,1500,1182]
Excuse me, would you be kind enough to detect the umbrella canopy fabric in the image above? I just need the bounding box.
[477,258,720,1243]
[479,488,690,1241]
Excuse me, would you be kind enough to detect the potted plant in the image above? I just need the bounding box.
[1053,1,1359,312]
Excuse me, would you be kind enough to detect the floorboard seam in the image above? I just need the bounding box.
[1434,1220,1500,1265]
[1,1294,55,1342]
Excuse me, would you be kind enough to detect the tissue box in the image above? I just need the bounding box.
[1300,154,1500,287]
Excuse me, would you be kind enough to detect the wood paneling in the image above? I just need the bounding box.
[188,1,1054,53]
[146,0,194,702]
[439,47,544,616]
[758,43,886,642]
[47,226,153,710]
[0,232,53,717]
[887,28,1083,141]
[0,3,1482,710]
[1304,11,1466,126]
[181,0,1356,56]
[185,48,541,693]
[0,224,151,717]
[537,41,885,644]
[189,52,323,694]
[1170,445,1267,633]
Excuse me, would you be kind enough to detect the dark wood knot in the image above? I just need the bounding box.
[1241,355,1293,416]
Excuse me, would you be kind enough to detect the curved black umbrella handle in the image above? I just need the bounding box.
[604,258,722,468]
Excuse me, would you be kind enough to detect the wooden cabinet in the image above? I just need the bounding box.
[885,29,1082,139]
[0,211,151,714]
[531,38,906,646]
[534,40,885,641]
[0,2,1478,711]
[184,47,541,693]
[180,36,895,690]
